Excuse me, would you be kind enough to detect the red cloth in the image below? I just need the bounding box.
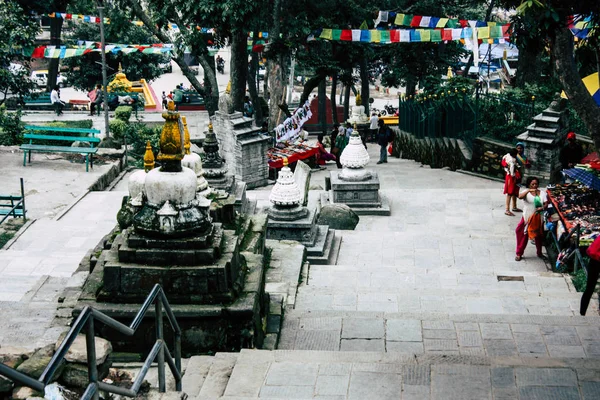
[516,217,543,257]
[390,30,400,42]
[588,236,600,261]
[503,173,518,196]
[442,29,452,41]
[31,46,46,58]
[268,147,319,169]
[340,30,352,41]
[410,16,422,27]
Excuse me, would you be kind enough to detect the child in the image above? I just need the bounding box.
[162,91,168,109]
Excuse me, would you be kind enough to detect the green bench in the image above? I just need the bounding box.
[0,178,26,224]
[21,125,101,172]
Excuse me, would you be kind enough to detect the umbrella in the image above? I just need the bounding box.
[563,168,600,191]
[561,72,600,107]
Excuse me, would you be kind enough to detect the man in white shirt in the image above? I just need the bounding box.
[50,85,65,116]
[369,112,379,142]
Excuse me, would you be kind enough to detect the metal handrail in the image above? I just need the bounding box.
[0,178,26,225]
[0,284,181,399]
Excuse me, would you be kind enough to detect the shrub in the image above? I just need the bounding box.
[43,120,94,129]
[0,106,24,145]
[115,106,132,122]
[571,268,587,292]
[109,119,128,141]
[126,122,161,160]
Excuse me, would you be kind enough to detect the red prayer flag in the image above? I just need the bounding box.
[95,17,100,23]
[442,29,452,41]
[459,20,468,28]
[390,30,399,42]
[502,25,509,38]
[410,16,422,27]
[31,46,46,58]
[340,30,352,41]
[66,14,72,20]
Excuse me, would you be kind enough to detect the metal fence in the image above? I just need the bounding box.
[398,89,534,146]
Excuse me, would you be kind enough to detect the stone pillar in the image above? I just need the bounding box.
[516,97,568,184]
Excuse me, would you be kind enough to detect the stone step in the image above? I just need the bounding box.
[181,355,214,398]
[116,358,190,394]
[214,349,600,399]
[196,352,239,399]
[306,228,341,265]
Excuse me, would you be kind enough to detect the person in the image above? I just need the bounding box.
[162,91,168,110]
[580,236,600,315]
[216,55,225,74]
[345,122,353,138]
[168,91,174,101]
[334,126,349,169]
[369,112,379,142]
[512,142,530,211]
[172,85,183,111]
[515,176,547,261]
[243,96,254,118]
[93,84,104,113]
[330,123,339,154]
[87,86,97,116]
[316,134,336,165]
[376,119,389,164]
[502,149,519,216]
[50,85,65,116]
[559,132,584,170]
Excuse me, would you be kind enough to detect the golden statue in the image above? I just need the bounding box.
[356,92,362,106]
[143,141,155,172]
[182,116,191,155]
[157,101,184,162]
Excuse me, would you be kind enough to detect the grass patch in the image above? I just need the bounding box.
[571,268,587,292]
[0,232,15,249]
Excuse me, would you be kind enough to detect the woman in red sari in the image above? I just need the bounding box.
[316,135,336,165]
[502,148,520,216]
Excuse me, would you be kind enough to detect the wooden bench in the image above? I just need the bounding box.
[0,178,26,224]
[22,93,73,111]
[21,125,101,172]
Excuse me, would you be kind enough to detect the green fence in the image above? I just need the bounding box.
[398,89,534,146]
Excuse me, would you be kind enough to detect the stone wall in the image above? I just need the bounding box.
[470,137,514,180]
[394,130,467,171]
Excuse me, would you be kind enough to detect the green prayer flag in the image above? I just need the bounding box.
[332,29,342,41]
[359,20,368,30]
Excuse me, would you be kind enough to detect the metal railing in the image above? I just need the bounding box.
[0,178,26,224]
[0,284,182,399]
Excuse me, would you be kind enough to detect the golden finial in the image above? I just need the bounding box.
[208,122,213,131]
[356,92,362,106]
[283,157,288,167]
[353,122,358,130]
[225,81,231,94]
[182,116,191,155]
[143,141,155,172]
[118,62,123,73]
[158,101,184,163]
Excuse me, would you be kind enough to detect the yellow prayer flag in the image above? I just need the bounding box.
[436,18,448,28]
[478,27,490,39]
[320,29,333,40]
[370,30,381,43]
[419,29,431,42]
[395,14,405,26]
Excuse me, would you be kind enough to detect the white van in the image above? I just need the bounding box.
[30,70,68,88]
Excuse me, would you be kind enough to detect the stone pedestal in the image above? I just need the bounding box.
[214,111,271,189]
[516,98,568,184]
[329,171,390,215]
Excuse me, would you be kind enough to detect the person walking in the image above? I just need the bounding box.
[93,84,104,113]
[243,96,254,118]
[369,112,379,142]
[515,176,547,261]
[581,236,600,315]
[50,85,65,116]
[87,86,97,116]
[172,85,184,111]
[559,132,584,170]
[376,119,389,164]
[334,126,349,169]
[330,123,339,154]
[502,149,519,216]
[512,142,530,211]
[162,91,168,110]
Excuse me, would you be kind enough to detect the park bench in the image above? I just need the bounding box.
[21,93,73,111]
[21,125,101,172]
[0,178,26,224]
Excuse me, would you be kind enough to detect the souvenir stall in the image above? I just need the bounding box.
[547,162,600,249]
[267,101,318,179]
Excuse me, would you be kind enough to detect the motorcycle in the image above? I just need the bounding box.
[383,103,397,116]
[216,59,225,74]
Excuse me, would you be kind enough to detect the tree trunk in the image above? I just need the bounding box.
[515,40,542,88]
[126,0,217,115]
[406,77,417,97]
[247,32,263,125]
[47,16,63,92]
[318,79,327,135]
[230,30,248,113]
[343,84,351,121]
[552,26,600,149]
[300,74,326,104]
[359,58,370,114]
[330,74,338,125]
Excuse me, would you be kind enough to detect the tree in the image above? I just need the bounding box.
[0,0,39,104]
[500,1,600,148]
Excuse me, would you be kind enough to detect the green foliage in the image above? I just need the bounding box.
[109,119,128,141]
[115,106,132,122]
[42,120,94,129]
[0,106,23,145]
[0,1,39,103]
[125,122,161,164]
[571,267,587,292]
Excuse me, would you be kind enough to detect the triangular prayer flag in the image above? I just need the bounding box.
[359,20,368,30]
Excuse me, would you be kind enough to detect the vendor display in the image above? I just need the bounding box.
[547,182,600,245]
[267,142,318,170]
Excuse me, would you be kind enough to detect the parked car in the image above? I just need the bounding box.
[30,70,68,88]
[158,57,173,73]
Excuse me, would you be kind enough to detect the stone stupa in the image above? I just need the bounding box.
[325,125,391,215]
[267,159,340,264]
[77,101,268,355]
[181,115,210,197]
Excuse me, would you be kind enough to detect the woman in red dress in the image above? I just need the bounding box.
[502,148,519,216]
